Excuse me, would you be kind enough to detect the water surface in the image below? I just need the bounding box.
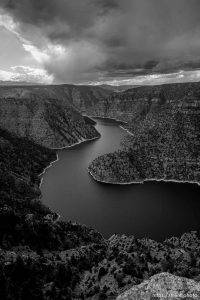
[41,118,200,240]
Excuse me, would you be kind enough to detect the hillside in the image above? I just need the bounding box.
[0,128,107,299]
[0,84,111,148]
[88,82,200,185]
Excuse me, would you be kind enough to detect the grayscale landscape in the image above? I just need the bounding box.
[0,1,200,299]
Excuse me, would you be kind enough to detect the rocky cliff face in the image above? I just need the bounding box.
[0,85,109,148]
[117,273,200,300]
[86,82,200,123]
[61,84,112,112]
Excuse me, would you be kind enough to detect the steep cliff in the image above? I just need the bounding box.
[0,85,110,148]
[61,84,112,112]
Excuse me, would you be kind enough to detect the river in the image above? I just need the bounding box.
[41,118,200,240]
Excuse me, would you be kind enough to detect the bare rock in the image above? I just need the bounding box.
[117,273,200,300]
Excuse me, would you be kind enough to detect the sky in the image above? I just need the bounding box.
[0,0,200,85]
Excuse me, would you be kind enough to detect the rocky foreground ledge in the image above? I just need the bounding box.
[117,273,200,300]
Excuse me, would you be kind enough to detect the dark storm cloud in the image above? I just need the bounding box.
[1,0,103,39]
[1,0,200,83]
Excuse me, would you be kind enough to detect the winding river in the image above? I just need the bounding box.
[41,118,200,240]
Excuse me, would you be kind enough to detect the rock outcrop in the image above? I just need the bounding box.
[117,273,200,299]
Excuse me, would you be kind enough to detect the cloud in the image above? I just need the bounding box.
[90,70,200,86]
[0,66,53,84]
[45,41,106,83]
[1,0,200,84]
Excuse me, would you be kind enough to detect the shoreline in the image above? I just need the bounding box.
[119,125,134,136]
[39,134,100,188]
[38,114,128,189]
[88,168,200,187]
[85,114,128,125]
[38,112,200,189]
[38,133,100,221]
[50,134,100,151]
[85,114,134,136]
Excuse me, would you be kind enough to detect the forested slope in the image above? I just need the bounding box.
[88,82,200,185]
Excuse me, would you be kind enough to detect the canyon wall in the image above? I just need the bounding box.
[0,85,110,148]
[86,81,200,123]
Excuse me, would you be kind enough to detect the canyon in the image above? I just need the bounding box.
[0,82,200,299]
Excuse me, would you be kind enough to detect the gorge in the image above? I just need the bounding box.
[0,82,200,299]
[41,117,200,240]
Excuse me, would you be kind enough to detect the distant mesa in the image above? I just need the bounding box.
[99,84,141,92]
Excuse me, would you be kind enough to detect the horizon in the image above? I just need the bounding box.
[1,79,200,88]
